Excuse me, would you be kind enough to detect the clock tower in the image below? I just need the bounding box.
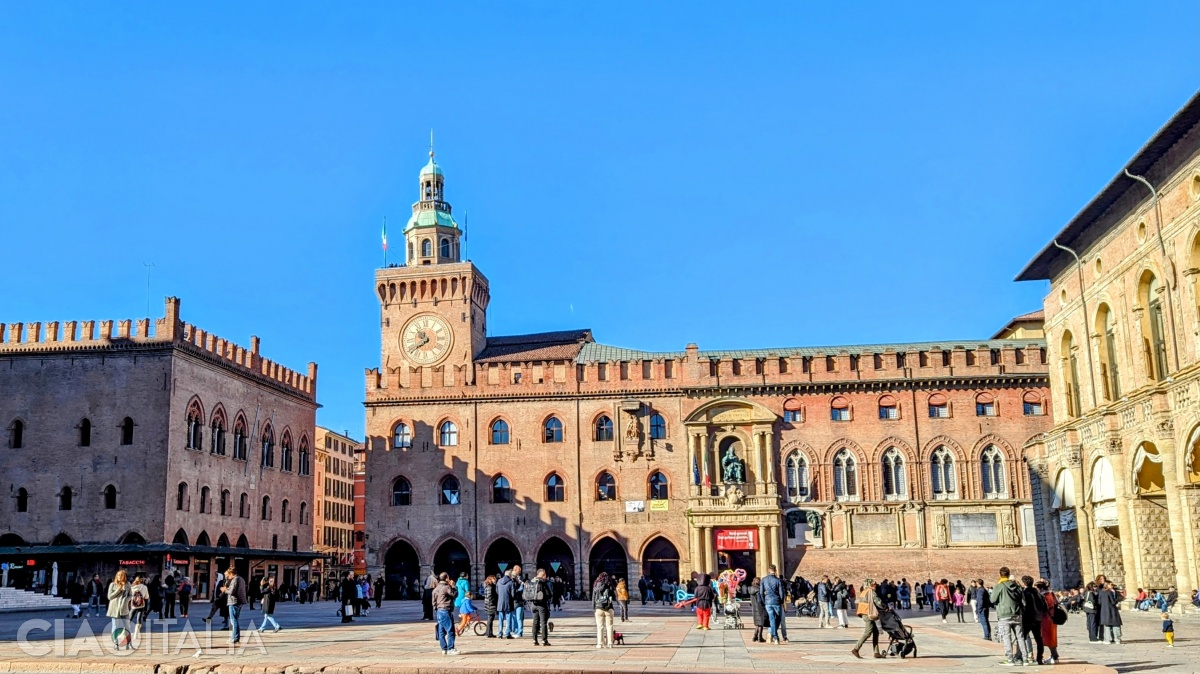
[373,147,489,387]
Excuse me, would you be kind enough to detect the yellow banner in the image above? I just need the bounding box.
[650,499,669,512]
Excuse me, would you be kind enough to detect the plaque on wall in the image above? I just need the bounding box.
[851,513,898,546]
[949,513,999,543]
[1059,509,1077,532]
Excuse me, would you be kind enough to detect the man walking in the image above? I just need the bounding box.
[761,565,786,644]
[850,579,885,659]
[816,575,832,628]
[989,567,1030,666]
[528,568,552,646]
[432,572,459,655]
[223,568,247,645]
[87,574,104,617]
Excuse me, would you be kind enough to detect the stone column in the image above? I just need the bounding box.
[1068,464,1095,585]
[1108,455,1140,588]
[690,523,703,574]
[1156,434,1193,593]
[753,432,765,485]
[772,526,784,575]
[757,525,768,577]
[700,527,715,573]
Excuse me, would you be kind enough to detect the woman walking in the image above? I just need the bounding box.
[1098,581,1123,644]
[592,572,616,648]
[482,576,498,638]
[616,578,630,622]
[936,579,952,623]
[258,577,282,633]
[1037,580,1060,664]
[750,577,768,642]
[106,570,133,650]
[130,575,151,641]
[178,575,192,618]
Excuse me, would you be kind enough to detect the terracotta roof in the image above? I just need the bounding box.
[990,309,1046,339]
[475,329,592,363]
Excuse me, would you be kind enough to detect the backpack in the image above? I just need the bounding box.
[131,590,146,610]
[1051,604,1068,625]
[523,579,544,603]
[935,584,950,601]
[594,583,614,610]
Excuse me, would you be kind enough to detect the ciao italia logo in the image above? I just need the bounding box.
[16,619,269,657]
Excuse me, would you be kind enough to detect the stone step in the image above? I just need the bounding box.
[0,588,75,612]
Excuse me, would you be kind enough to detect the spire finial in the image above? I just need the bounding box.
[429,128,435,158]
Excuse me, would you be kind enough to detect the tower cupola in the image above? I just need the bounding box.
[405,142,461,266]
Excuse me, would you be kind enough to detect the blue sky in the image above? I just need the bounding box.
[1,3,1196,436]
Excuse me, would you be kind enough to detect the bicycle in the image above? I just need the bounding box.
[455,612,489,636]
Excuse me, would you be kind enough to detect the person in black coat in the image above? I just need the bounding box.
[749,578,768,642]
[340,572,357,623]
[1098,582,1123,644]
[483,575,499,637]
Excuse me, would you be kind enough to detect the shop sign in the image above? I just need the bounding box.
[119,560,146,566]
[625,500,645,513]
[714,528,758,551]
[171,558,190,566]
[650,499,669,512]
[26,559,36,566]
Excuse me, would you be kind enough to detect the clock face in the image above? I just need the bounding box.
[400,314,453,366]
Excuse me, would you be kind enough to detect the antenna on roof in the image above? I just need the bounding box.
[464,209,469,261]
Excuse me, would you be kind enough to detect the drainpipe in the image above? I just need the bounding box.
[1051,240,1098,409]
[1123,169,1182,374]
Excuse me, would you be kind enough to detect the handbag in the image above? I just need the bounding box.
[1051,605,1068,625]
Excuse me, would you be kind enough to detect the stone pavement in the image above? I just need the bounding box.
[0,599,1189,673]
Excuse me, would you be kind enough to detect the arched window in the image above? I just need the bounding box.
[59,486,73,511]
[298,440,310,476]
[1096,304,1121,401]
[392,422,412,450]
[104,484,118,509]
[199,486,210,513]
[975,392,997,417]
[176,482,189,511]
[120,417,135,445]
[233,416,248,461]
[439,476,460,505]
[79,418,92,447]
[299,502,308,525]
[421,238,432,257]
[186,404,203,450]
[439,237,450,258]
[545,473,565,502]
[492,475,513,504]
[930,447,956,499]
[1138,271,1169,381]
[391,477,412,506]
[881,448,905,499]
[544,417,563,443]
[490,419,510,445]
[281,499,290,523]
[833,450,857,501]
[281,434,294,472]
[8,419,23,448]
[830,397,851,422]
[594,415,613,441]
[439,421,458,446]
[981,446,1006,499]
[649,413,666,440]
[261,495,271,520]
[1022,391,1045,416]
[220,489,230,516]
[16,487,28,512]
[210,411,226,455]
[596,471,617,501]
[878,395,899,420]
[649,471,669,500]
[261,425,275,468]
[239,492,248,518]
[785,452,810,500]
[928,393,949,418]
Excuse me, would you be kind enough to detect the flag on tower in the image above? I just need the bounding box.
[381,218,388,251]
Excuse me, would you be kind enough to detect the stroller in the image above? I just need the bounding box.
[878,610,917,658]
[722,599,744,629]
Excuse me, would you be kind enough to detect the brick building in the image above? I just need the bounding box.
[312,427,362,595]
[1019,90,1200,593]
[0,298,317,597]
[364,150,1052,597]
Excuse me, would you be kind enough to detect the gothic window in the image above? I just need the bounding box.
[439,476,460,505]
[239,492,248,518]
[176,482,189,511]
[594,415,613,441]
[281,499,290,523]
[298,440,310,476]
[881,448,905,499]
[833,450,857,501]
[596,471,617,501]
[649,413,666,440]
[120,417,135,445]
[299,502,308,525]
[261,495,271,521]
[281,433,294,472]
[211,411,227,455]
[391,477,412,506]
[392,422,412,450]
[649,471,669,500]
[981,446,1006,499]
[439,421,458,446]
[79,418,91,447]
[785,452,810,500]
[544,417,563,443]
[104,485,118,510]
[16,487,28,512]
[186,403,203,449]
[545,473,565,502]
[492,475,513,504]
[930,447,956,499]
[233,416,249,461]
[199,486,210,513]
[220,489,230,515]
[261,425,275,468]
[490,419,510,445]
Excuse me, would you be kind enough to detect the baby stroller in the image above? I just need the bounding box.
[722,599,744,629]
[794,597,820,618]
[878,610,916,658]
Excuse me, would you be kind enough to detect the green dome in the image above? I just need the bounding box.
[420,154,443,177]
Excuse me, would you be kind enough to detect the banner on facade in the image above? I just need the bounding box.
[714,528,758,551]
[1058,509,1077,532]
[650,499,669,512]
[1093,502,1118,528]
[625,500,645,513]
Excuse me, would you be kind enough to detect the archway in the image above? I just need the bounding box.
[589,536,628,586]
[384,539,421,600]
[536,537,576,596]
[195,531,211,547]
[172,529,189,545]
[641,536,680,584]
[118,531,146,545]
[0,533,26,546]
[484,537,522,578]
[433,539,471,582]
[50,533,75,546]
